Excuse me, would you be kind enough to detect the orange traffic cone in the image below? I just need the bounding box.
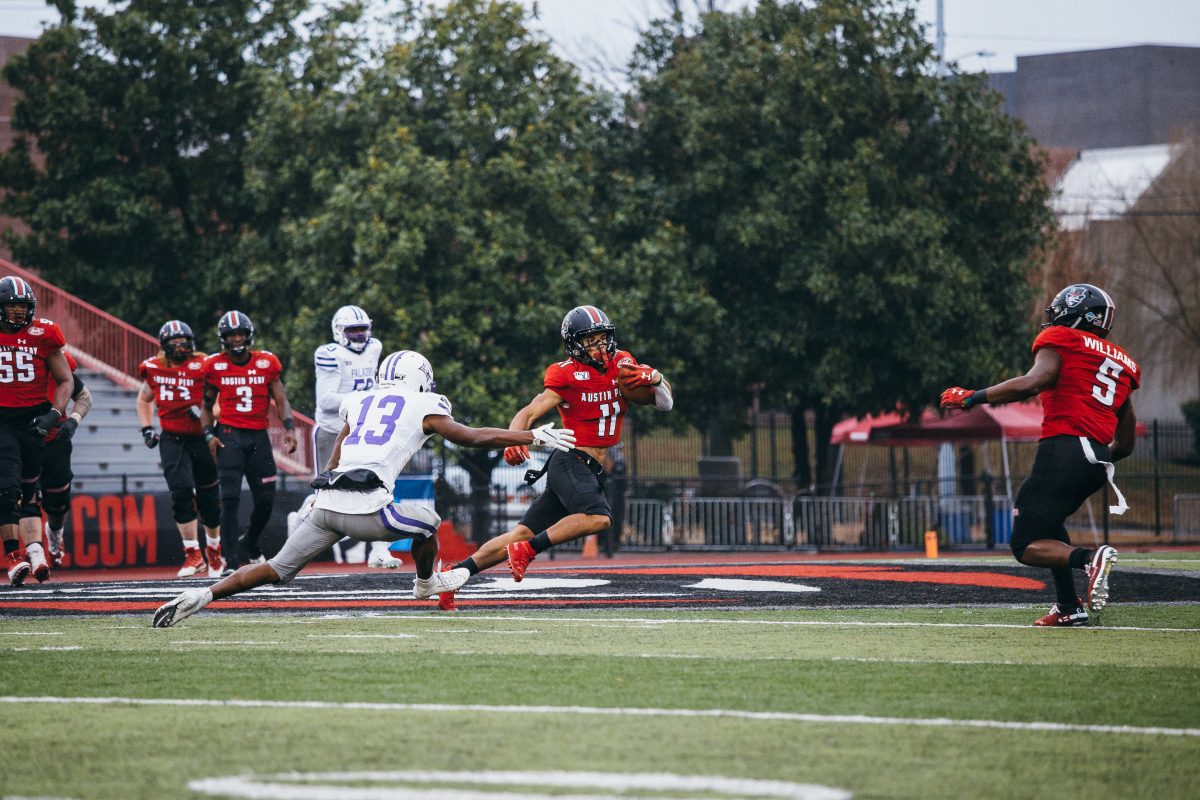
[924,530,939,559]
[581,535,599,558]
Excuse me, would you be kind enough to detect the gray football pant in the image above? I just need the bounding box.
[313,427,340,474]
[269,501,440,583]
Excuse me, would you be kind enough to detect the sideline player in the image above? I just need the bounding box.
[0,275,73,586]
[153,350,576,627]
[26,350,91,569]
[308,305,398,568]
[138,320,224,577]
[438,305,673,610]
[941,283,1138,626]
[201,311,297,574]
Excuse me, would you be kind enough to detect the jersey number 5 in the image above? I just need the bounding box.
[1092,357,1123,407]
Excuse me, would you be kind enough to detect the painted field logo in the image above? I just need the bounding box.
[189,770,853,799]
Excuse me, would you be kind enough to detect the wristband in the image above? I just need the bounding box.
[70,411,83,424]
[969,389,989,407]
[204,425,216,442]
[282,418,296,432]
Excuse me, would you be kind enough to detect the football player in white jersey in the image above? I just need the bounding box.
[313,305,382,470]
[305,305,395,565]
[152,351,575,627]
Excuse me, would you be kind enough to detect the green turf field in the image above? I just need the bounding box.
[2,606,1198,799]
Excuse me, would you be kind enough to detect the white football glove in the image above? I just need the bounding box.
[530,422,575,452]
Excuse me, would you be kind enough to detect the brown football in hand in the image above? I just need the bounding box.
[618,365,656,406]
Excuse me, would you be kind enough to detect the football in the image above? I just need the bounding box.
[618,365,657,406]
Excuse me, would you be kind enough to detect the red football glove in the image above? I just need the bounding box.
[940,387,976,409]
[503,445,530,466]
[622,364,661,389]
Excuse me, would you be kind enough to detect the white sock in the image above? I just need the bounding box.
[48,525,64,537]
[26,542,44,560]
[206,535,221,549]
[183,539,199,550]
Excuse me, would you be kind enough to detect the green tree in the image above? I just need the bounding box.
[236,0,716,537]
[625,0,1052,488]
[0,0,313,343]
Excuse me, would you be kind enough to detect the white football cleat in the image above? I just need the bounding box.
[413,567,470,600]
[152,588,213,628]
[368,544,403,569]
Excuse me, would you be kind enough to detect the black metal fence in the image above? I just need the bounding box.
[72,417,1200,552]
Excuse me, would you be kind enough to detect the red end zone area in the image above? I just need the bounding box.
[1,550,1194,616]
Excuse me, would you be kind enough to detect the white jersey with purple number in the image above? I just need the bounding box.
[313,387,452,514]
[313,338,383,434]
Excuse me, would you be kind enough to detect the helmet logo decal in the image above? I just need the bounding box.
[1064,287,1088,307]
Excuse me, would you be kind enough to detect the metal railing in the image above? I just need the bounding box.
[2,260,317,474]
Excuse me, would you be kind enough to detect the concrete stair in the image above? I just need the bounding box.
[69,366,164,493]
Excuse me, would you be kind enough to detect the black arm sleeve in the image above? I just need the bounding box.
[70,372,86,399]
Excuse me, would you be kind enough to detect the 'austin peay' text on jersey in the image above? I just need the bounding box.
[1033,326,1140,443]
[139,352,208,436]
[201,350,283,430]
[545,350,638,448]
[0,317,66,409]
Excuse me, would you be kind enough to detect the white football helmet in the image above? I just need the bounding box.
[331,305,372,353]
[377,350,436,392]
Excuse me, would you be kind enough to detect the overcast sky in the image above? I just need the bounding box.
[1,0,1197,83]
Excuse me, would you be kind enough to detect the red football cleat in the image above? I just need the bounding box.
[437,563,458,611]
[205,545,226,577]
[506,539,536,582]
[30,552,50,584]
[46,523,65,568]
[7,551,30,587]
[1034,598,1089,627]
[1085,545,1118,619]
[177,547,206,578]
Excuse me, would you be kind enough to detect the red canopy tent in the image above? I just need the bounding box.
[830,402,1144,498]
[830,403,1044,446]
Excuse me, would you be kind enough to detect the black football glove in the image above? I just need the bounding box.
[57,417,79,442]
[29,409,62,437]
[141,426,160,449]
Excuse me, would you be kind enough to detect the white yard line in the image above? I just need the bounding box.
[2,695,1195,738]
[353,614,1200,633]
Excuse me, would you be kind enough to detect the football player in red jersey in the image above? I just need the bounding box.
[0,276,74,586]
[138,320,225,578]
[201,311,298,573]
[941,284,1139,626]
[23,350,92,570]
[438,305,673,609]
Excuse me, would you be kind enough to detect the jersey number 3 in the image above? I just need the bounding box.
[1092,357,1123,407]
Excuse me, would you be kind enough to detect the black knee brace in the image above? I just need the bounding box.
[196,482,220,529]
[42,484,71,527]
[18,496,42,520]
[170,488,198,524]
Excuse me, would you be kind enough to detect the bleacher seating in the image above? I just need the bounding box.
[69,365,164,494]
